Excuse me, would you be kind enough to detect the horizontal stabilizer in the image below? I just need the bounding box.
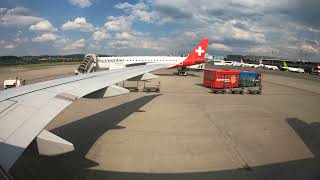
[36,130,74,156]
[128,73,159,81]
[84,85,129,98]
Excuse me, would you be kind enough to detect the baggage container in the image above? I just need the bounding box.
[239,71,258,87]
[203,69,240,89]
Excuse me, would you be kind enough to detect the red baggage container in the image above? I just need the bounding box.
[203,69,240,88]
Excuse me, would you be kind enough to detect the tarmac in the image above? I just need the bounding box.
[1,65,319,180]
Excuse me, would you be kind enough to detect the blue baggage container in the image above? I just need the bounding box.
[239,71,258,87]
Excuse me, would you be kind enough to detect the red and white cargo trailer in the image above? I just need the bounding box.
[203,69,240,89]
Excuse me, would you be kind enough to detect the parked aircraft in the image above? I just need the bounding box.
[76,38,208,76]
[264,64,279,70]
[0,38,209,177]
[282,61,305,73]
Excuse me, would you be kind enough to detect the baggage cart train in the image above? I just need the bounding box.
[203,69,262,94]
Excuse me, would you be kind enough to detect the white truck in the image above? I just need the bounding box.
[3,78,25,89]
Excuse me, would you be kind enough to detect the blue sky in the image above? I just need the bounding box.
[0,0,319,61]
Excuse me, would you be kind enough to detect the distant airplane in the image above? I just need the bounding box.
[240,59,266,68]
[0,63,171,177]
[240,59,256,68]
[76,38,209,76]
[282,61,305,73]
[264,64,279,70]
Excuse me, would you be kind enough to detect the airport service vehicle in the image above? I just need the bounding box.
[232,61,243,67]
[213,59,225,66]
[224,61,233,66]
[188,63,205,71]
[76,38,209,76]
[282,61,305,73]
[203,69,240,93]
[203,69,262,94]
[143,81,160,93]
[3,78,25,89]
[0,62,173,177]
[123,80,160,93]
[239,71,262,94]
[240,59,265,68]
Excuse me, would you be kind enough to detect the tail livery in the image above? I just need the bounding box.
[182,38,209,66]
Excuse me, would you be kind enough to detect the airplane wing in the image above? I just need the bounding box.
[0,63,167,173]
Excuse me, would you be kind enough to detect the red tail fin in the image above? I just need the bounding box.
[182,38,209,66]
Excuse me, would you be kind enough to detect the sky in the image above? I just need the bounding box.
[0,0,319,61]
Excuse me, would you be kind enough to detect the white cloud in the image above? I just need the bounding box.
[104,16,133,31]
[210,43,232,51]
[32,33,59,42]
[0,7,44,27]
[114,2,147,11]
[92,30,109,41]
[64,38,85,50]
[0,31,28,49]
[115,32,134,40]
[30,20,57,31]
[69,0,93,8]
[184,32,198,39]
[231,28,266,43]
[4,44,15,49]
[114,2,159,23]
[250,47,273,54]
[61,17,94,32]
[301,44,319,54]
[107,32,164,52]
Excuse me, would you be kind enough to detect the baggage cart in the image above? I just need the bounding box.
[143,81,160,93]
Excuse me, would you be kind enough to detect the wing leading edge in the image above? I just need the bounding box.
[0,63,167,172]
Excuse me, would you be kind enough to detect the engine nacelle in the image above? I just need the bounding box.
[76,54,98,74]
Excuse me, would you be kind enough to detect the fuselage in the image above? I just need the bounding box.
[97,56,187,69]
[264,65,279,70]
[283,66,305,73]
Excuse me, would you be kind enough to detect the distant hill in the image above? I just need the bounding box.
[0,54,88,66]
[0,56,25,65]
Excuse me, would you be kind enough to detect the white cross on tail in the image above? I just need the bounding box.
[195,46,204,56]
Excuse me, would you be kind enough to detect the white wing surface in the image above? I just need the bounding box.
[0,64,167,172]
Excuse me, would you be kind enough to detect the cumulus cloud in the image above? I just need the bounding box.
[210,43,232,51]
[30,20,57,31]
[64,38,86,50]
[184,32,198,39]
[0,7,44,27]
[250,46,273,54]
[61,17,94,32]
[231,28,266,43]
[92,30,110,41]
[2,1,319,60]
[0,31,28,49]
[114,1,159,23]
[150,0,320,59]
[301,42,319,54]
[104,16,133,32]
[68,0,94,8]
[32,33,59,42]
